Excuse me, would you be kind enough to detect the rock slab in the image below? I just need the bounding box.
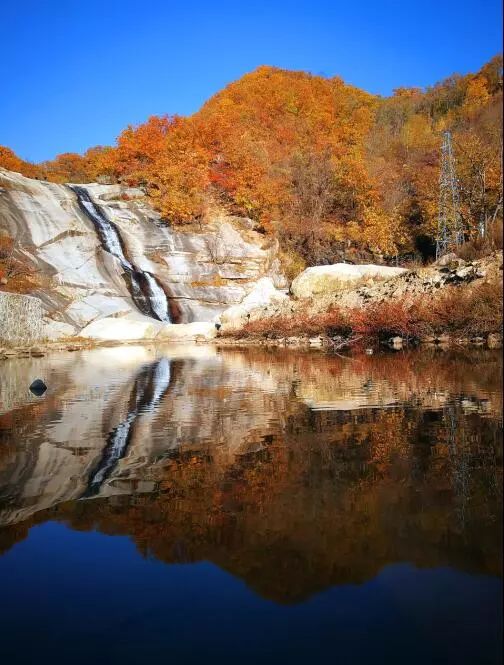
[291,263,407,299]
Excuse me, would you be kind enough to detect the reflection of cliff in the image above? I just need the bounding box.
[0,347,501,603]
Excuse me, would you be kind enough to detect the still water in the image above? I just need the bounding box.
[0,345,502,665]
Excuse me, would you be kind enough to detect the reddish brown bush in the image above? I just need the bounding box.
[235,307,350,339]
[0,236,40,294]
[347,299,427,340]
[225,277,503,343]
[420,279,503,337]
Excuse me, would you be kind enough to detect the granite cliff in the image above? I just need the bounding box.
[0,168,285,343]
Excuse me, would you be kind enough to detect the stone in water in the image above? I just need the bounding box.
[29,379,47,396]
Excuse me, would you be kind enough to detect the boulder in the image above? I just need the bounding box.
[79,316,218,342]
[29,379,47,396]
[291,264,407,299]
[79,316,163,341]
[156,322,217,342]
[436,252,463,267]
[218,278,288,332]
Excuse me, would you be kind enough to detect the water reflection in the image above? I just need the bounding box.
[0,346,501,605]
[83,358,172,497]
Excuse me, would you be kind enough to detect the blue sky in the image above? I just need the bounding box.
[0,0,501,162]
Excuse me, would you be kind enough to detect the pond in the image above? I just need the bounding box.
[0,345,502,665]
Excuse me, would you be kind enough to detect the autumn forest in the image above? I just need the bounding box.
[1,55,502,268]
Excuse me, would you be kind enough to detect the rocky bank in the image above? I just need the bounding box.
[218,251,503,349]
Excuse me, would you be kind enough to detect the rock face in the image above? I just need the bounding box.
[218,277,288,332]
[0,168,284,341]
[291,263,407,299]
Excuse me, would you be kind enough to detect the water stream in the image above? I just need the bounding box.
[71,185,171,322]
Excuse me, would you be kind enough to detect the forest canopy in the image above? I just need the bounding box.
[1,55,502,264]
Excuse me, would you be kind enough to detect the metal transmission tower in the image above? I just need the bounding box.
[436,131,463,259]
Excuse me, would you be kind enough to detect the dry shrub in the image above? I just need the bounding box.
[278,248,306,283]
[348,299,427,340]
[347,281,502,340]
[399,254,425,269]
[229,278,502,343]
[0,236,40,294]
[238,307,350,339]
[420,279,503,337]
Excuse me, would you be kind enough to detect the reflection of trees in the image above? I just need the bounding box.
[0,396,501,603]
[0,348,501,602]
[443,402,503,532]
[445,404,470,529]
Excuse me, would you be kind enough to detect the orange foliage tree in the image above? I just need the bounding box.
[1,55,501,264]
[0,146,39,178]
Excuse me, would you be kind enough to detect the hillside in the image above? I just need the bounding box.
[1,56,502,270]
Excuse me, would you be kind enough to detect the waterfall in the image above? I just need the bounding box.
[70,185,171,323]
[144,272,170,322]
[82,358,172,497]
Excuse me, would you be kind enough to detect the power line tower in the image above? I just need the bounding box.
[436,131,463,260]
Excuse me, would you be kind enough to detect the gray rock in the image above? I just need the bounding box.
[29,379,47,396]
[389,336,404,349]
[291,263,407,299]
[487,333,502,349]
[437,252,463,267]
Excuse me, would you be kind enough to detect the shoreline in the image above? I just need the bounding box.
[1,329,502,360]
[215,331,503,351]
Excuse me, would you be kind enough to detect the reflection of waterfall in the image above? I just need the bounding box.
[71,186,171,322]
[82,358,172,497]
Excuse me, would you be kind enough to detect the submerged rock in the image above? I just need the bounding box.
[29,379,47,396]
[389,336,404,350]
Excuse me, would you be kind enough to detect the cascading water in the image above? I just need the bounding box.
[144,273,170,322]
[82,358,172,497]
[70,185,171,322]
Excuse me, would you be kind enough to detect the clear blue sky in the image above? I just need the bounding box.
[1,0,501,162]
